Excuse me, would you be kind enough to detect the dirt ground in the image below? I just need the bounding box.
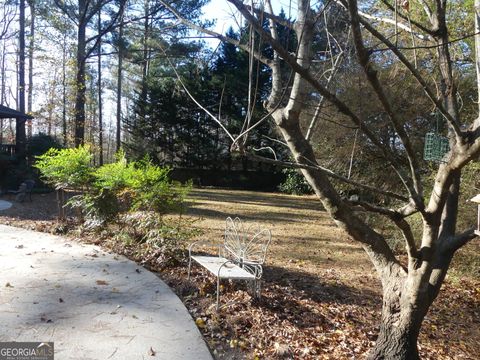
[0,188,479,359]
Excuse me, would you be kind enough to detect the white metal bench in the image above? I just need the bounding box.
[188,217,271,309]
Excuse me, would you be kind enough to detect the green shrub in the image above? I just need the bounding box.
[34,146,93,189]
[34,146,192,266]
[278,168,313,195]
[94,151,136,191]
[130,158,190,214]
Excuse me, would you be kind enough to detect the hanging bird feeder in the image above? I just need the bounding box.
[423,132,450,162]
[470,194,480,236]
[423,111,450,162]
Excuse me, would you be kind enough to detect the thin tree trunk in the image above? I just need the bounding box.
[97,11,103,164]
[74,0,87,146]
[116,8,124,153]
[16,0,26,158]
[140,0,150,112]
[62,32,67,146]
[0,41,6,144]
[27,0,34,138]
[57,189,65,221]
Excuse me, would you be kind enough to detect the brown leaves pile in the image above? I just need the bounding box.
[162,266,479,360]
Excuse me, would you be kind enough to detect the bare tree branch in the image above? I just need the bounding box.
[357,9,431,41]
[158,0,274,67]
[348,0,424,206]
[442,227,478,254]
[246,152,409,201]
[359,17,464,141]
[227,0,413,189]
[379,0,434,35]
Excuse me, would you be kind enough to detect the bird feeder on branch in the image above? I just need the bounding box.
[423,111,450,163]
[471,194,480,236]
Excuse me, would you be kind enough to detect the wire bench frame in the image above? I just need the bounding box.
[188,217,271,309]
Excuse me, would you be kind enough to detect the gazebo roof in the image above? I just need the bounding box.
[0,104,33,119]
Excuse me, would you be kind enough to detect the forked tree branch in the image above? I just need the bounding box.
[348,199,420,267]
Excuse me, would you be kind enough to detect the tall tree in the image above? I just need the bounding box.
[97,9,103,164]
[54,0,126,146]
[115,4,124,152]
[16,0,26,156]
[166,0,480,358]
[26,0,35,138]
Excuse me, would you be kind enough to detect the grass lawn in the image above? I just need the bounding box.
[0,187,478,359]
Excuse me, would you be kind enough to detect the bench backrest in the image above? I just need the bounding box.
[223,217,271,266]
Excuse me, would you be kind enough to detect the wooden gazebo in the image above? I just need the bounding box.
[0,104,34,155]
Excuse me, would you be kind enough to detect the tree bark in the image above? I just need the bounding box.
[27,0,34,138]
[140,0,150,113]
[16,0,26,158]
[74,0,87,146]
[62,31,67,146]
[97,11,103,164]
[116,8,124,153]
[369,321,420,360]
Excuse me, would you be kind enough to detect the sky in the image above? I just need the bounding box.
[202,0,288,45]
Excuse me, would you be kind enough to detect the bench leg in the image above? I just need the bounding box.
[252,279,261,299]
[188,256,192,280]
[216,277,221,310]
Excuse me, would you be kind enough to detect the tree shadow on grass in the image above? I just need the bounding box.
[189,188,323,212]
[185,203,333,225]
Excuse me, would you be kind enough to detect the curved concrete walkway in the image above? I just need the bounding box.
[0,225,212,360]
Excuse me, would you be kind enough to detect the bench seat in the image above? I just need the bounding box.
[191,256,255,280]
[188,217,271,309]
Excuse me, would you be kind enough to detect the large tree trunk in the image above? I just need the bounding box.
[369,281,426,360]
[370,320,421,360]
[74,0,87,146]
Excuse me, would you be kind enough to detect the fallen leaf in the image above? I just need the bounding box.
[147,346,156,356]
[96,280,108,286]
[5,282,13,288]
[195,318,206,329]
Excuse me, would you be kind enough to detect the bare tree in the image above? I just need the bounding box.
[165,0,480,358]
